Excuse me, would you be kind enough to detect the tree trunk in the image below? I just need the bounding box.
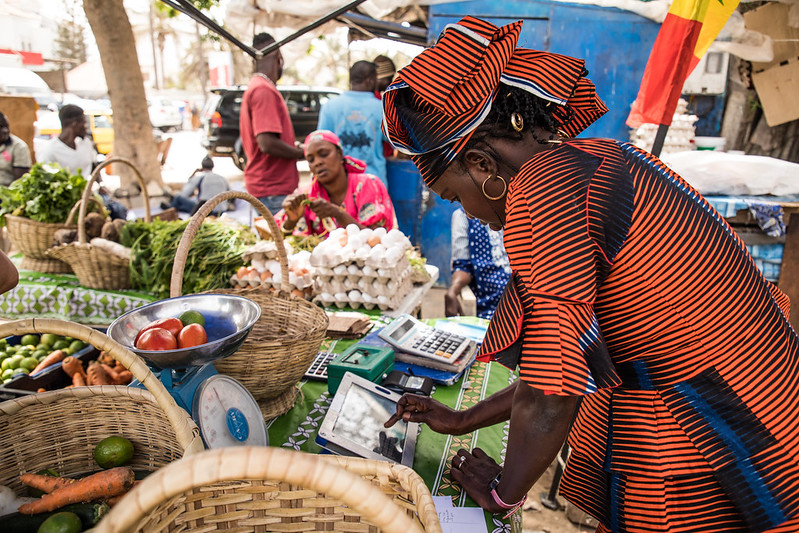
[83,0,164,193]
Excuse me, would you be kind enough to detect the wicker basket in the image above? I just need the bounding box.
[169,191,328,418]
[47,157,151,290]
[0,318,204,496]
[95,446,441,533]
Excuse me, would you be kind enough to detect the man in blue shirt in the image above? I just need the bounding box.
[317,61,386,184]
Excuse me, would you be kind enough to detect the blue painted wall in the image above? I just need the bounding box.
[428,0,661,141]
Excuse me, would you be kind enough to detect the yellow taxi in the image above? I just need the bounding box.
[35,109,114,155]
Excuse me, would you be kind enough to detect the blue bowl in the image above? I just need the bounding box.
[107,294,261,369]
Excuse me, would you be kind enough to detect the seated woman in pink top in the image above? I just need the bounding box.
[276,130,395,236]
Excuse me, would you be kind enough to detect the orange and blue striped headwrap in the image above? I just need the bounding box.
[381,16,608,186]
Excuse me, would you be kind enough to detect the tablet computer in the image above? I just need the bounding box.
[316,372,419,467]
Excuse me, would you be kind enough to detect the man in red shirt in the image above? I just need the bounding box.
[239,32,304,214]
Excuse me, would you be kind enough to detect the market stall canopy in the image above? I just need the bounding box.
[66,61,108,99]
[224,0,443,46]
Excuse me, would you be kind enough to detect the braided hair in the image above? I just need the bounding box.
[463,83,575,150]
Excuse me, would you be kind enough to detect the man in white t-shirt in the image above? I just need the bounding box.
[38,104,96,176]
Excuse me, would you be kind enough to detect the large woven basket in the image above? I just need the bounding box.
[47,157,151,290]
[170,191,328,418]
[95,446,441,533]
[6,214,75,273]
[0,318,204,496]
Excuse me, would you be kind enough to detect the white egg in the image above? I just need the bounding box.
[362,264,376,277]
[373,227,387,239]
[346,224,360,236]
[347,263,360,275]
[348,290,362,302]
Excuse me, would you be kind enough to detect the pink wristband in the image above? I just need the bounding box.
[490,488,527,518]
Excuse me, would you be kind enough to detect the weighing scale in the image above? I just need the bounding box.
[108,294,268,449]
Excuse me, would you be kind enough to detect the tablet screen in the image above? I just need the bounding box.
[332,382,407,462]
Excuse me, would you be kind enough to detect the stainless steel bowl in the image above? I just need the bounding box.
[107,294,261,369]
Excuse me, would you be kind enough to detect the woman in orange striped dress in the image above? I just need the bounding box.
[382,16,799,532]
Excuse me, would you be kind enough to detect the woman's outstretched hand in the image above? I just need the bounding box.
[307,198,342,220]
[384,393,465,434]
[450,448,505,513]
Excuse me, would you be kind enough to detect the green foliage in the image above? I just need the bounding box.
[0,163,89,227]
[122,218,255,299]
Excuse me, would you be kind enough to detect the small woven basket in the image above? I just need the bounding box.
[47,157,151,290]
[0,318,204,496]
[95,446,442,533]
[170,191,328,418]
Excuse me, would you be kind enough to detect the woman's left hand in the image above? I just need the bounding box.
[450,448,505,513]
[307,198,342,220]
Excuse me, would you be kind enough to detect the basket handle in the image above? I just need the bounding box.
[96,447,426,533]
[0,318,203,455]
[169,191,290,297]
[78,157,152,245]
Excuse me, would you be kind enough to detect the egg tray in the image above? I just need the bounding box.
[315,268,412,296]
[314,275,413,311]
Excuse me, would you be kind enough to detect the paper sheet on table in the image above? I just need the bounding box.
[432,496,489,533]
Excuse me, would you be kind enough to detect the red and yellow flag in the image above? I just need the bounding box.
[626,0,740,128]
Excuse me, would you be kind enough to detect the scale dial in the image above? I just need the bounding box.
[192,375,268,448]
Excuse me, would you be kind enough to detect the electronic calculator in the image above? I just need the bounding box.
[377,314,473,364]
[304,351,337,381]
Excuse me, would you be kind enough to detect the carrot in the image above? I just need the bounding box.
[97,351,115,366]
[20,473,76,494]
[113,370,133,386]
[72,372,86,387]
[18,467,135,514]
[105,480,141,506]
[86,362,112,386]
[61,357,86,379]
[36,388,46,393]
[30,350,66,375]
[112,363,125,375]
[101,363,120,381]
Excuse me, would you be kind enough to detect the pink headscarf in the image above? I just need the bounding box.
[304,129,367,175]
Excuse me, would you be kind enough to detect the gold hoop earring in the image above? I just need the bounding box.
[510,113,524,133]
[482,174,507,201]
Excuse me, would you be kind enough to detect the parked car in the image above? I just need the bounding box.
[34,108,114,155]
[201,85,341,170]
[148,97,184,131]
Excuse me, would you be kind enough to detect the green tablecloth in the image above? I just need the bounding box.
[267,317,520,533]
[0,270,156,325]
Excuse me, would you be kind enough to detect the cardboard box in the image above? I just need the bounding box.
[752,57,799,127]
[745,4,799,127]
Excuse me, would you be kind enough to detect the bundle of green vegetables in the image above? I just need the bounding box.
[0,163,101,227]
[121,219,256,299]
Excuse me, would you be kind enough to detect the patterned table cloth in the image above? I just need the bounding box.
[0,270,156,326]
[267,328,519,533]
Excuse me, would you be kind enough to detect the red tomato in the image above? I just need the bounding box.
[136,328,178,351]
[135,318,183,344]
[178,324,208,349]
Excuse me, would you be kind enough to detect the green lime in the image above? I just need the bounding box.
[40,333,58,347]
[179,310,206,327]
[12,367,29,376]
[16,347,31,357]
[33,349,48,358]
[2,378,11,384]
[52,340,69,351]
[2,368,14,380]
[0,338,6,349]
[61,348,74,356]
[21,357,39,372]
[1,358,13,372]
[0,352,8,361]
[68,340,87,353]
[6,345,16,354]
[20,334,39,347]
[37,511,82,533]
[94,435,134,469]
